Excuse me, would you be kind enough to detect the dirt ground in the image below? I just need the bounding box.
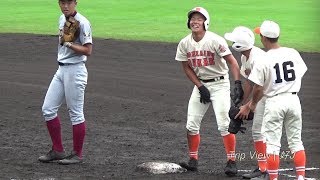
[0,33,319,180]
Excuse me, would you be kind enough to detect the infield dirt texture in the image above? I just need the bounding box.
[0,33,319,179]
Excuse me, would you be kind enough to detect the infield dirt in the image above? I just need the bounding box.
[0,33,319,179]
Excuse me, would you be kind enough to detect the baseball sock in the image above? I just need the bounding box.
[73,122,86,158]
[254,141,267,172]
[223,134,236,161]
[187,133,200,160]
[293,150,306,178]
[46,116,64,152]
[267,154,279,180]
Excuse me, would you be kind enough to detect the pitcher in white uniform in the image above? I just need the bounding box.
[175,7,243,176]
[224,26,268,179]
[38,0,93,165]
[245,20,307,180]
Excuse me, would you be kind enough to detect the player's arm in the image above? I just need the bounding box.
[181,61,202,88]
[65,19,93,56]
[249,84,264,111]
[223,54,240,81]
[224,54,244,105]
[67,43,92,56]
[242,79,253,104]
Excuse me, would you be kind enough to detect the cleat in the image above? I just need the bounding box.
[250,171,269,180]
[242,167,263,179]
[58,151,83,165]
[224,159,238,176]
[179,158,198,171]
[38,149,66,163]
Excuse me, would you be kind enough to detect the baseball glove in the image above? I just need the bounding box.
[233,80,244,106]
[60,16,80,45]
[228,106,254,134]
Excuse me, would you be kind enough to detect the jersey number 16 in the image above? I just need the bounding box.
[274,61,296,83]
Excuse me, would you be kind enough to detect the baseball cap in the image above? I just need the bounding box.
[254,20,280,38]
[224,26,254,52]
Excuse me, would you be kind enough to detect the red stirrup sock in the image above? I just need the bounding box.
[46,116,64,152]
[254,141,267,172]
[187,133,200,160]
[267,154,279,180]
[73,122,86,158]
[293,150,306,178]
[223,134,236,161]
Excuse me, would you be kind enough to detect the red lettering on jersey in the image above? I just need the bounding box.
[192,51,196,57]
[196,59,202,67]
[200,51,204,56]
[209,58,214,65]
[192,59,197,67]
[187,52,191,58]
[207,51,211,56]
[187,59,193,67]
[203,58,209,66]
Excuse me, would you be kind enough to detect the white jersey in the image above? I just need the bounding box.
[240,46,267,79]
[58,12,93,64]
[175,31,232,79]
[249,47,307,97]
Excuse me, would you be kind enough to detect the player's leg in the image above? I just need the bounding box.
[263,96,285,180]
[180,85,211,171]
[211,81,233,159]
[59,64,88,164]
[285,96,306,179]
[39,69,66,162]
[210,80,237,176]
[243,97,267,179]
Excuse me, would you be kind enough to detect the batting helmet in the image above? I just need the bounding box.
[224,26,255,52]
[187,7,210,30]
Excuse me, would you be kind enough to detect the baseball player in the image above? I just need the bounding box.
[175,7,244,176]
[224,26,268,178]
[38,0,93,165]
[244,20,307,180]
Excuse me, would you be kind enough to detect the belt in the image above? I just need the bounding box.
[200,76,224,83]
[274,92,297,96]
[58,62,84,66]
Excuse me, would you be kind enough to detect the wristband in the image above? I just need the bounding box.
[63,42,73,48]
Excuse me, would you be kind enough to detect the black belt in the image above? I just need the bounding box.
[200,76,224,83]
[274,92,297,96]
[58,62,84,66]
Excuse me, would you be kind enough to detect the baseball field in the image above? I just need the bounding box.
[0,0,319,179]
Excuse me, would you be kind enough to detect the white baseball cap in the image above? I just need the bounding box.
[254,20,280,38]
[224,26,254,52]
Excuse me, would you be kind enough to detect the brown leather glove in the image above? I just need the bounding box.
[60,16,80,45]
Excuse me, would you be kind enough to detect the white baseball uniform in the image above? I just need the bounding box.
[249,47,307,155]
[42,12,93,125]
[175,31,232,136]
[240,46,267,142]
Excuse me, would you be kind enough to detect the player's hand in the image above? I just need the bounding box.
[235,103,251,120]
[233,80,244,106]
[249,101,257,112]
[198,85,211,104]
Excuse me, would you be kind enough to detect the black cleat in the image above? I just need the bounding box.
[224,159,238,176]
[242,167,264,179]
[250,171,269,180]
[179,158,198,171]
